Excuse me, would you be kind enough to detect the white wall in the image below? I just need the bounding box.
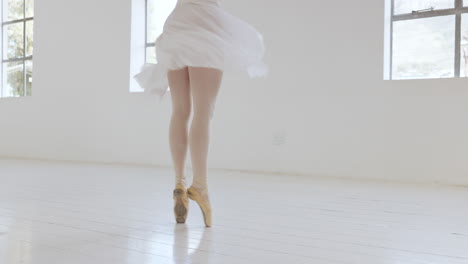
[1,0,468,186]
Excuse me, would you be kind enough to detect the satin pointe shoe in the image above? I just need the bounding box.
[173,183,189,223]
[187,186,212,227]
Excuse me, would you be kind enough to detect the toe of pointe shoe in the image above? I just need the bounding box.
[173,184,189,224]
[187,187,212,227]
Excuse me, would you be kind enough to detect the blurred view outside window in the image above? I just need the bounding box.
[390,0,468,79]
[145,0,176,64]
[1,0,33,97]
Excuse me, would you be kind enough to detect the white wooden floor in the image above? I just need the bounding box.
[0,158,467,264]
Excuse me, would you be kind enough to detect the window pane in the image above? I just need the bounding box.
[4,0,24,21]
[26,0,34,18]
[146,46,156,64]
[25,60,33,96]
[3,61,24,97]
[462,14,468,78]
[394,0,454,15]
[146,0,177,43]
[392,15,455,80]
[3,22,24,59]
[26,20,34,56]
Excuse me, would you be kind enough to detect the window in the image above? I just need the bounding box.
[385,0,468,80]
[1,0,34,97]
[462,14,468,76]
[145,0,176,64]
[130,0,175,92]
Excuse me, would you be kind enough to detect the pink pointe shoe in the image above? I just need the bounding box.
[173,183,189,223]
[187,186,212,227]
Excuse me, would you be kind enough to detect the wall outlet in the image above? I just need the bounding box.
[272,129,287,146]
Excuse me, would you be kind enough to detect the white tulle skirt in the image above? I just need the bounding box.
[134,0,268,98]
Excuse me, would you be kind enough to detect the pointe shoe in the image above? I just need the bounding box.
[187,186,212,227]
[173,183,189,223]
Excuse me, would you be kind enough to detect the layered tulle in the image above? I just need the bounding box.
[134,0,268,98]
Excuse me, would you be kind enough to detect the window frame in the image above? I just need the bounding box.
[144,0,156,63]
[1,0,34,97]
[389,0,468,80]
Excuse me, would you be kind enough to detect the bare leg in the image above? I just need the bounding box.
[188,67,223,194]
[168,67,191,187]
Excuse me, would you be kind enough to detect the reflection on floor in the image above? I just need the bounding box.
[0,158,467,264]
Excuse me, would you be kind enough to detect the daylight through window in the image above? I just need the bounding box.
[145,0,176,64]
[1,0,33,97]
[388,0,468,80]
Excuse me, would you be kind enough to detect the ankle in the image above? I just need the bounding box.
[176,179,188,189]
[190,183,208,192]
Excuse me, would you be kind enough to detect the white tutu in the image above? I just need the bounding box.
[134,0,268,98]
